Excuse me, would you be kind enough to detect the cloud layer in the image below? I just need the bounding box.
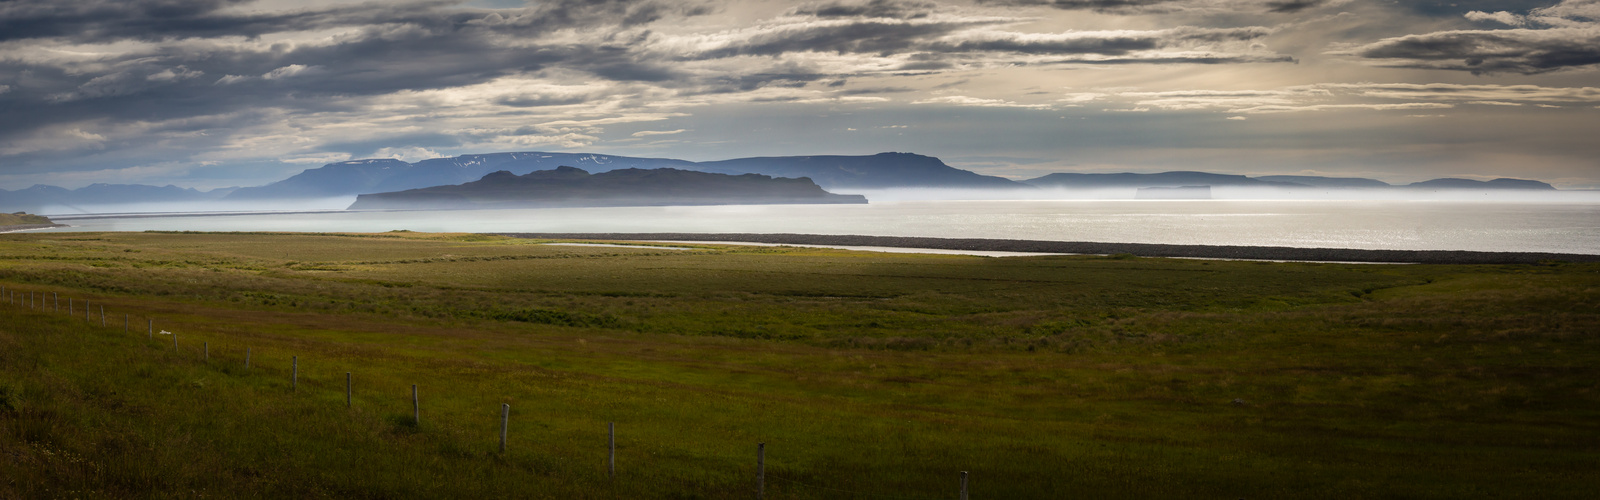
[0,0,1595,189]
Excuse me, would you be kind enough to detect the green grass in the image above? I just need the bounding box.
[1,231,1597,498]
[0,212,52,227]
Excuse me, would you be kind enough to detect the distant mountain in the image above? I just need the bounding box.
[1255,175,1391,188]
[698,152,1025,189]
[1407,178,1556,190]
[1024,171,1296,188]
[0,183,232,213]
[235,152,1022,200]
[348,166,868,210]
[224,158,410,200]
[226,153,698,200]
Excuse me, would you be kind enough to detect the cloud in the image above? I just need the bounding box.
[262,64,322,80]
[1344,0,1600,74]
[792,0,939,19]
[372,146,445,162]
[1068,83,1600,114]
[631,129,686,137]
[974,0,1340,15]
[912,95,1054,108]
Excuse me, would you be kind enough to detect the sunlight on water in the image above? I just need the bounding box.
[42,200,1600,254]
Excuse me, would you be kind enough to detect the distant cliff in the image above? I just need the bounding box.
[700,152,1025,189]
[348,167,868,210]
[1406,178,1556,190]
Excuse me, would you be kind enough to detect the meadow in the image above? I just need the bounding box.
[1,231,1596,498]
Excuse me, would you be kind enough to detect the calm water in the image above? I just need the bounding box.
[39,200,1600,255]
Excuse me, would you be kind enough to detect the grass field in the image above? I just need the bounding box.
[1,231,1597,498]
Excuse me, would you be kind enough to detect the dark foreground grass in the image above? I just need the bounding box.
[1,231,1598,498]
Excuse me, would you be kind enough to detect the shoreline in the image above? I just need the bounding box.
[496,232,1600,265]
[0,223,68,233]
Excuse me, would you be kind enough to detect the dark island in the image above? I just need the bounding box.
[347,166,867,210]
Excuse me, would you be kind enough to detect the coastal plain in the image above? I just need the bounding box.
[1,231,1597,498]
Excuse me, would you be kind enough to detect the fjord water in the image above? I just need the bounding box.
[46,199,1600,255]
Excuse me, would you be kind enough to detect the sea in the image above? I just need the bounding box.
[35,199,1600,255]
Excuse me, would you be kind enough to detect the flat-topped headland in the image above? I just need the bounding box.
[495,232,1600,264]
[0,212,64,232]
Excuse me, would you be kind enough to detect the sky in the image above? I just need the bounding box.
[0,0,1597,190]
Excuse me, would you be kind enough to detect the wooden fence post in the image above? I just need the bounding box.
[346,372,352,407]
[961,471,969,500]
[148,319,153,339]
[204,342,209,360]
[245,348,251,369]
[172,330,178,351]
[69,298,73,316]
[413,385,420,426]
[292,356,298,392]
[757,443,765,500]
[609,422,616,479]
[500,404,510,452]
[125,314,128,333]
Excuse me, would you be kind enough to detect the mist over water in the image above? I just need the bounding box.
[39,195,1600,255]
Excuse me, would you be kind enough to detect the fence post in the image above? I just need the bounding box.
[413,385,420,426]
[245,348,251,369]
[609,422,616,479]
[961,471,969,500]
[204,342,209,361]
[757,443,765,500]
[100,305,105,327]
[172,330,178,351]
[148,319,153,339]
[292,356,298,392]
[346,372,352,407]
[69,298,73,316]
[54,292,58,313]
[500,404,510,452]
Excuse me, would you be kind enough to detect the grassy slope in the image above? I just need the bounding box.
[0,231,1596,498]
[0,213,52,227]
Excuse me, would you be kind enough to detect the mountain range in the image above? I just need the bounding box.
[227,152,1013,200]
[348,167,867,210]
[0,151,1562,213]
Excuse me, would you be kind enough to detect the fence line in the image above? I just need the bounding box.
[1,289,976,499]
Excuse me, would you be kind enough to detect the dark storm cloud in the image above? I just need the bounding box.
[687,15,1275,60]
[974,0,1332,14]
[0,0,693,43]
[1345,0,1600,74]
[1262,0,1328,14]
[791,0,939,19]
[1351,29,1600,74]
[926,27,1274,56]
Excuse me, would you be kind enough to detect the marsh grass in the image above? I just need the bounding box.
[0,232,1597,498]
